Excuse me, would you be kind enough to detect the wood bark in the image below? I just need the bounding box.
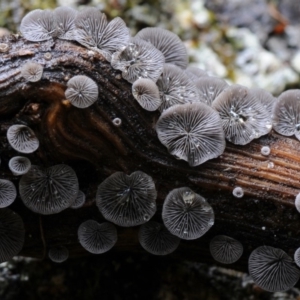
[0,35,300,274]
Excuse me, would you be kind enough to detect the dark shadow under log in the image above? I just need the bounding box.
[0,35,300,276]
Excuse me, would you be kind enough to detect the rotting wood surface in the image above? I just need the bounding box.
[0,35,300,274]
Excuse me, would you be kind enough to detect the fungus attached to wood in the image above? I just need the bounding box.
[195,77,229,106]
[7,125,39,154]
[138,221,180,255]
[70,190,85,209]
[162,187,214,240]
[96,171,157,227]
[78,220,117,254]
[132,78,161,111]
[0,179,17,208]
[260,146,271,156]
[8,156,31,176]
[212,85,272,145]
[272,89,300,140]
[232,187,244,198]
[0,208,25,263]
[209,235,243,264]
[248,246,300,292]
[21,62,43,82]
[156,102,225,166]
[54,6,77,40]
[111,37,165,83]
[185,66,209,81]
[156,63,199,112]
[65,75,99,108]
[19,164,79,215]
[74,7,130,61]
[48,245,69,263]
[135,27,188,69]
[20,9,57,42]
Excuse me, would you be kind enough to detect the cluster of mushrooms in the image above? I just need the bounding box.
[0,5,300,293]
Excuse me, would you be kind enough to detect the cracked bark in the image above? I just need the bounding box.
[0,35,300,275]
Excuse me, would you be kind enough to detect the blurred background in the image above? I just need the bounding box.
[1,0,300,299]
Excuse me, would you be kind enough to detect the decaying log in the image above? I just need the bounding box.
[0,35,300,274]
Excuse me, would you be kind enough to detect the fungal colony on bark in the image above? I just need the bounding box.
[0,5,299,292]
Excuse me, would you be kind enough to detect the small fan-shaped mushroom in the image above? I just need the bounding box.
[162,187,214,240]
[70,190,85,209]
[74,8,130,61]
[48,246,69,263]
[0,179,17,208]
[112,118,122,126]
[135,27,188,69]
[19,164,79,215]
[7,125,39,154]
[249,246,300,292]
[195,77,229,106]
[96,171,157,227]
[138,221,180,255]
[65,75,98,108]
[212,85,272,145]
[20,9,57,41]
[250,87,277,115]
[209,235,243,264]
[0,208,25,263]
[261,146,271,156]
[295,193,300,213]
[111,37,165,84]
[21,62,43,82]
[272,90,300,140]
[156,102,225,166]
[78,220,117,254]
[132,78,161,111]
[232,187,244,198]
[185,66,209,81]
[54,6,77,40]
[294,247,300,268]
[9,156,31,176]
[156,63,199,112]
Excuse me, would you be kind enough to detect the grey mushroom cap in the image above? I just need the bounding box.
[156,63,200,112]
[250,87,277,115]
[212,84,272,145]
[248,245,300,292]
[96,171,157,227]
[9,156,31,176]
[70,190,86,209]
[48,246,69,263]
[20,9,57,42]
[156,102,226,167]
[185,66,209,81]
[54,6,77,40]
[272,89,300,140]
[21,62,43,82]
[209,235,243,264]
[132,78,161,111]
[294,247,300,268]
[162,187,214,240]
[111,37,165,84]
[74,8,130,61]
[195,77,229,106]
[65,75,99,108]
[295,193,300,213]
[7,125,39,154]
[19,164,79,215]
[78,220,117,254]
[135,27,188,69]
[138,221,180,255]
[0,179,17,208]
[0,208,25,263]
